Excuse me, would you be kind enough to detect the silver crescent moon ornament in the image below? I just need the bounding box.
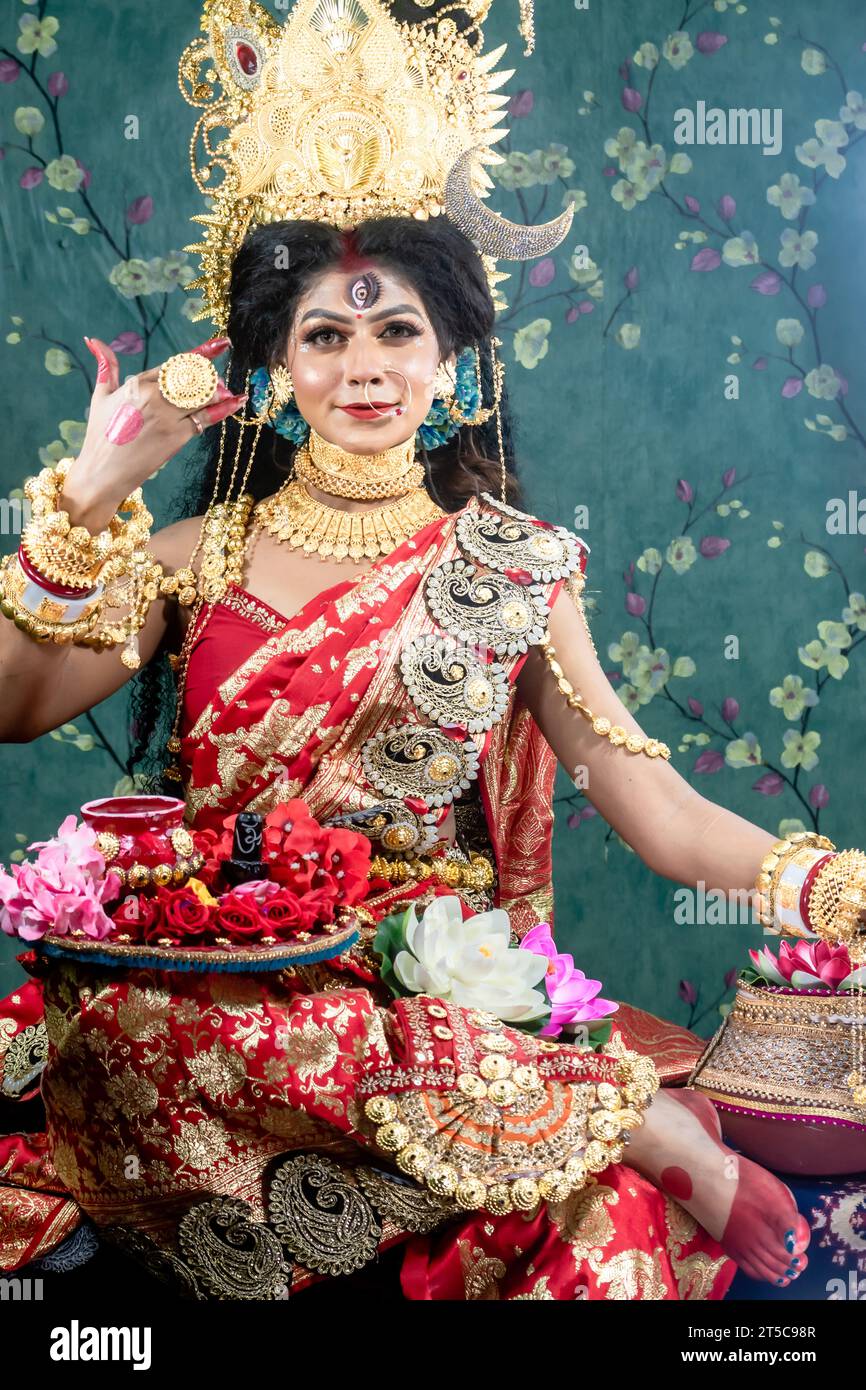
[444,146,575,261]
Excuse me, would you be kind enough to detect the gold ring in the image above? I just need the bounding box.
[158,353,219,411]
[190,413,205,435]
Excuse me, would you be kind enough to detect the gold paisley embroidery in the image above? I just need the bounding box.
[342,643,380,688]
[548,1180,619,1268]
[186,616,328,744]
[590,1245,669,1300]
[664,1194,698,1247]
[459,1240,507,1300]
[510,1275,556,1300]
[664,1194,729,1300]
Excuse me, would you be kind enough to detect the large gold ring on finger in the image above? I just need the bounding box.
[158,353,219,410]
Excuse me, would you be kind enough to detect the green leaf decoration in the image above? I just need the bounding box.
[372,907,413,1000]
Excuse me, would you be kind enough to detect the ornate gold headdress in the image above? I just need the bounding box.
[178,0,574,332]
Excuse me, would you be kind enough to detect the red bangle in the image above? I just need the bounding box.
[17,543,95,598]
[800,851,836,931]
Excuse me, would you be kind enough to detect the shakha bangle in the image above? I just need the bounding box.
[753,831,836,931]
[17,544,95,598]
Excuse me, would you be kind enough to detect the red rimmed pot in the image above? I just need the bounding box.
[80,795,191,876]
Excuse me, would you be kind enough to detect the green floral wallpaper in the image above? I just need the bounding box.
[0,0,863,1035]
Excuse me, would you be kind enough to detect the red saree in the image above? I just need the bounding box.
[0,499,736,1300]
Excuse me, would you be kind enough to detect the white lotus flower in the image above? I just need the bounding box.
[393,896,549,1022]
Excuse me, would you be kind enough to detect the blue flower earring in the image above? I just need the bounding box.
[248,364,310,445]
[417,346,481,450]
[248,345,483,451]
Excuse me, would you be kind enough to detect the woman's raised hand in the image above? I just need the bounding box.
[58,335,248,532]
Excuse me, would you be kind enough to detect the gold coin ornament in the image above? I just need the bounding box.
[157,352,219,411]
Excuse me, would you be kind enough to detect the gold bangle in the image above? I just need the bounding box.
[22,458,153,589]
[538,631,671,761]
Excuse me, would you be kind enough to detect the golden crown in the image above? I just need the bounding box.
[178,0,574,332]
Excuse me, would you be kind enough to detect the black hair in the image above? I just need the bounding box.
[127,213,522,788]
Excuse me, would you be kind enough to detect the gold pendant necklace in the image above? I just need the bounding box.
[253,478,445,562]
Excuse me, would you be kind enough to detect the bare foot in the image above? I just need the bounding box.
[624,1087,810,1286]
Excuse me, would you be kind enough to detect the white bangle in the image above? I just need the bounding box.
[772,845,833,939]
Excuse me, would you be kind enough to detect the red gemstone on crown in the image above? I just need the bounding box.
[236,42,259,76]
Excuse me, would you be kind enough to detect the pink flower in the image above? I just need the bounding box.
[520,922,618,1038]
[231,878,284,905]
[749,939,861,991]
[28,813,106,881]
[0,813,121,943]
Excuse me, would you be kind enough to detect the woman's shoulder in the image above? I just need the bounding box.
[151,514,208,575]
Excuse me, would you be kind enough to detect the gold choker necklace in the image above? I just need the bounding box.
[295,427,424,501]
[253,479,445,563]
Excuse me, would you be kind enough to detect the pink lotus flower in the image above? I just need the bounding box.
[749,939,865,992]
[520,922,618,1038]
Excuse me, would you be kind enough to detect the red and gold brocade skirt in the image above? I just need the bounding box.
[0,955,737,1301]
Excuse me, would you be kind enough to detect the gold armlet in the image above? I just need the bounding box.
[752,831,836,930]
[538,631,671,762]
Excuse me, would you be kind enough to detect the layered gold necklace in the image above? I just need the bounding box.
[253,428,445,563]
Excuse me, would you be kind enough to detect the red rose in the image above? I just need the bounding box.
[158,888,212,943]
[300,885,338,928]
[258,889,308,938]
[110,892,163,943]
[213,892,264,942]
[192,827,222,886]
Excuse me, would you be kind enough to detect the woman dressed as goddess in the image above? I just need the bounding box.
[0,0,841,1300]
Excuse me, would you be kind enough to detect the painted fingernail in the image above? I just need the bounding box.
[791,1256,800,1266]
[203,393,247,423]
[196,335,231,356]
[775,1277,786,1286]
[84,337,110,381]
[105,402,145,445]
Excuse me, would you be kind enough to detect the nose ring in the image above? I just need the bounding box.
[363,368,413,418]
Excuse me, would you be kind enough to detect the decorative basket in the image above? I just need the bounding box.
[689,981,866,1175]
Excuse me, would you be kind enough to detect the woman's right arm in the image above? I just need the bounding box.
[0,333,246,743]
[0,515,203,744]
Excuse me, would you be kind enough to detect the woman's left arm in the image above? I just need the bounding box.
[517,587,778,893]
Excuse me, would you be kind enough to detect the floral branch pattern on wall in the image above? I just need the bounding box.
[598,6,866,452]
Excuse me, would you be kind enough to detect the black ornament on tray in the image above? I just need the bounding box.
[221,812,270,887]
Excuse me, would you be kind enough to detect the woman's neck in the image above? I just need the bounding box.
[295,426,424,511]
